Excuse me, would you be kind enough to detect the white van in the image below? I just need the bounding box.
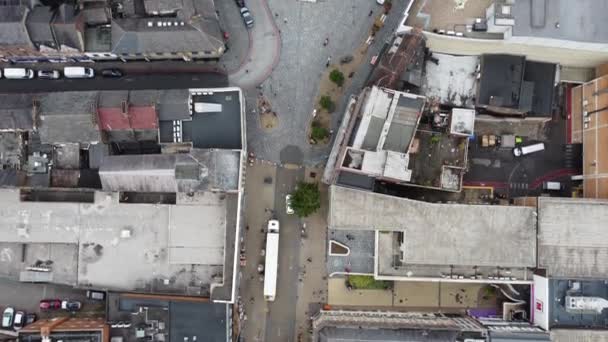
[543,181,562,191]
[3,68,34,79]
[513,142,545,157]
[63,67,95,79]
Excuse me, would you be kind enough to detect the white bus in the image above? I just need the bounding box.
[513,142,545,157]
[264,219,280,301]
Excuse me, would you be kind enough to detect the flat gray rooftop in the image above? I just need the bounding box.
[99,149,241,193]
[538,197,608,278]
[512,0,608,44]
[0,189,237,297]
[329,185,537,268]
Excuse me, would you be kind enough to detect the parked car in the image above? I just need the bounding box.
[101,68,123,78]
[12,311,24,330]
[285,194,294,215]
[64,66,94,79]
[61,300,82,312]
[25,313,36,325]
[39,299,61,311]
[3,68,34,79]
[2,307,14,329]
[235,0,245,7]
[37,70,61,79]
[86,290,106,301]
[240,7,254,28]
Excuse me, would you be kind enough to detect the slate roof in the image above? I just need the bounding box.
[0,94,34,131]
[37,92,101,144]
[0,4,32,46]
[51,4,85,51]
[25,6,56,49]
[110,17,224,55]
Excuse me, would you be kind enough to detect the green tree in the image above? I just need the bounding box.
[329,69,345,87]
[311,126,329,141]
[291,182,321,217]
[319,95,335,112]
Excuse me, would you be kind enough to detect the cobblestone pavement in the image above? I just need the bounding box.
[246,0,410,166]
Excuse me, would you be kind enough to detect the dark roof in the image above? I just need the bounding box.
[51,4,85,51]
[477,54,526,110]
[84,25,111,52]
[25,6,56,48]
[170,302,228,342]
[111,17,224,55]
[37,92,101,144]
[0,4,32,46]
[477,54,555,117]
[183,91,243,149]
[0,94,34,131]
[81,5,109,26]
[549,278,608,329]
[157,89,190,121]
[523,61,556,117]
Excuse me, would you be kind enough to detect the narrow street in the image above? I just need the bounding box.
[240,161,304,342]
[264,165,304,342]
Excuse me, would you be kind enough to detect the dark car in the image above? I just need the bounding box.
[86,290,106,301]
[25,313,36,325]
[101,69,123,78]
[39,299,61,311]
[235,0,245,7]
[240,7,254,28]
[61,300,82,312]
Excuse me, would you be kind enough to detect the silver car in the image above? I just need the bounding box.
[38,70,60,79]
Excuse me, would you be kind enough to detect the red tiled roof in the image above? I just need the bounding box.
[97,106,158,131]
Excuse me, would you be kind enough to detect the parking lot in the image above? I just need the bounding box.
[464,113,578,198]
[0,279,105,332]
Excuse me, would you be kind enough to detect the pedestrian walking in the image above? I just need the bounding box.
[368,10,373,17]
[323,37,329,47]
[326,56,331,68]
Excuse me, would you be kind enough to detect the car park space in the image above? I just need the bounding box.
[0,66,123,80]
[0,280,106,333]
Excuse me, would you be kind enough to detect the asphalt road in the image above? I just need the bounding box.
[0,72,228,93]
[265,166,304,342]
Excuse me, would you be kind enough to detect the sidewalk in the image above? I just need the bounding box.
[293,176,329,341]
[228,0,281,89]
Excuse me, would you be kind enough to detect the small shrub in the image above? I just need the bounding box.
[319,95,335,112]
[348,275,392,290]
[329,69,345,87]
[311,126,330,141]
